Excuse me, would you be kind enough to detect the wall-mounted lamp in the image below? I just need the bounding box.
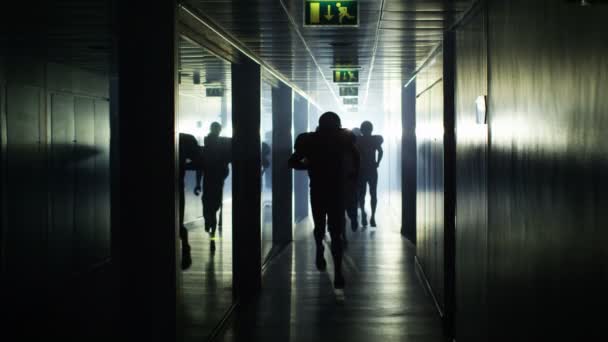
[475,95,487,124]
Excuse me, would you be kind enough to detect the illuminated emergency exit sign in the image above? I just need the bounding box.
[343,97,358,105]
[339,86,358,96]
[206,88,224,97]
[304,1,358,27]
[333,69,359,83]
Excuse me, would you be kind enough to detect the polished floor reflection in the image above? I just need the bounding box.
[181,203,233,342]
[219,216,443,342]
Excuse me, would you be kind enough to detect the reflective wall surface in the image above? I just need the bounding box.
[293,94,309,224]
[484,1,608,339]
[261,76,273,262]
[177,36,234,341]
[415,49,446,311]
[454,7,488,341]
[448,1,608,340]
[379,79,403,231]
[1,0,113,337]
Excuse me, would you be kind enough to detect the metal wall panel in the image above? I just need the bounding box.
[402,80,417,242]
[5,85,45,283]
[49,93,76,277]
[486,1,608,339]
[272,81,293,245]
[0,72,5,275]
[74,97,96,269]
[293,94,309,223]
[415,50,445,310]
[1,0,114,337]
[94,99,111,261]
[454,6,488,341]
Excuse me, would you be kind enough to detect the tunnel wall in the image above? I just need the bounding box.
[487,0,607,339]
[451,1,608,340]
[415,49,446,311]
[453,6,489,342]
[0,58,111,328]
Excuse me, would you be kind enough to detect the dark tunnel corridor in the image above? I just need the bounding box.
[1,1,607,341]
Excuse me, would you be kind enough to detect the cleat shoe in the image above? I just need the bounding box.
[181,246,192,270]
[334,272,345,289]
[316,251,327,271]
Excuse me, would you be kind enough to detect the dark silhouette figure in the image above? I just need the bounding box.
[195,122,232,251]
[179,133,203,270]
[346,127,362,232]
[357,121,384,227]
[288,112,359,289]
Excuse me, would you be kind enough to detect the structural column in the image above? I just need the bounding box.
[115,0,177,339]
[402,80,417,243]
[231,58,261,300]
[272,82,293,244]
[293,95,309,222]
[442,30,457,340]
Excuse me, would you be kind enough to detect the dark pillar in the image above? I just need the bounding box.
[232,58,261,300]
[293,95,309,222]
[443,31,457,340]
[402,80,417,244]
[115,0,177,339]
[272,82,293,244]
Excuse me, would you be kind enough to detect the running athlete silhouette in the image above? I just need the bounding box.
[195,122,231,252]
[179,133,203,269]
[357,121,383,227]
[288,112,359,289]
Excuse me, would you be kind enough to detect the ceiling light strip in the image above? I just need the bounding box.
[403,42,443,89]
[179,4,321,109]
[362,0,386,108]
[277,0,342,110]
[403,1,479,89]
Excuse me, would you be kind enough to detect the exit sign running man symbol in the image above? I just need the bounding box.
[305,1,358,27]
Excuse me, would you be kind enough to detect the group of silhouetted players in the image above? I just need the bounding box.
[179,113,384,289]
[289,112,384,289]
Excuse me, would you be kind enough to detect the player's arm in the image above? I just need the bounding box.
[351,141,360,179]
[376,136,384,168]
[288,134,309,170]
[194,147,204,195]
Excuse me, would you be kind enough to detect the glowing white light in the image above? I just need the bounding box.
[387,122,402,140]
[458,122,487,142]
[415,124,444,140]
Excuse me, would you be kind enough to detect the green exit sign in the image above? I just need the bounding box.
[334,70,359,83]
[339,87,358,96]
[343,97,358,105]
[304,1,359,27]
[206,88,224,97]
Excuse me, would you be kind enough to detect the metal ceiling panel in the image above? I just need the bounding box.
[183,0,475,111]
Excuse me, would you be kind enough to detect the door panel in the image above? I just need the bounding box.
[5,85,45,282]
[74,97,96,269]
[50,93,76,276]
[94,99,111,261]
